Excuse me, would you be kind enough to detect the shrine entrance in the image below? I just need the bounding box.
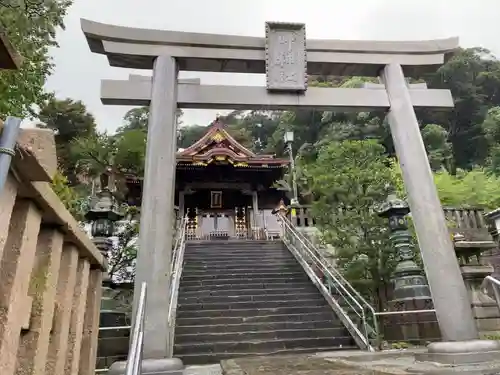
[171,119,289,240]
[183,188,254,239]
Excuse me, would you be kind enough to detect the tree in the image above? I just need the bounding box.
[38,98,97,183]
[70,129,147,200]
[482,106,500,146]
[421,48,500,171]
[118,107,184,134]
[178,125,207,149]
[118,107,149,133]
[70,131,114,182]
[421,124,452,171]
[0,0,72,117]
[299,140,401,309]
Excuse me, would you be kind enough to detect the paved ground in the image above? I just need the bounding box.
[217,350,500,375]
[184,364,222,375]
[220,353,391,375]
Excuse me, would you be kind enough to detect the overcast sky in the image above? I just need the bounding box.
[44,0,500,133]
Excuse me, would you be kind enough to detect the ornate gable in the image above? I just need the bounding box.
[177,118,288,168]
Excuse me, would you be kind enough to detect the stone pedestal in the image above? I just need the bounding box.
[415,340,500,364]
[415,243,500,364]
[461,264,500,337]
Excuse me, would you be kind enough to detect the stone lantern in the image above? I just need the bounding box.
[85,188,124,313]
[378,194,431,305]
[377,194,437,344]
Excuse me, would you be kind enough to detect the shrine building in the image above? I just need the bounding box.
[125,118,290,239]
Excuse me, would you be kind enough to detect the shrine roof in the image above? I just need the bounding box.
[176,118,289,167]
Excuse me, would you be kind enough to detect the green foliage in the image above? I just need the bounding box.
[51,171,87,221]
[118,107,150,133]
[107,211,139,282]
[434,168,500,210]
[421,124,452,171]
[0,0,72,117]
[178,125,208,149]
[391,341,412,349]
[38,98,97,184]
[421,47,500,170]
[300,140,401,307]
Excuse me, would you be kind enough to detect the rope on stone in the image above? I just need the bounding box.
[0,147,15,156]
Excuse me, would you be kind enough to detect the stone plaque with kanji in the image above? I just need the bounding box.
[265,22,307,92]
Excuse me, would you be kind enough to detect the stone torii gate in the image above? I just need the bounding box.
[81,19,500,373]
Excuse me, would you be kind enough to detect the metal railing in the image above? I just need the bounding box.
[124,282,147,375]
[482,275,500,310]
[278,214,379,351]
[167,215,188,357]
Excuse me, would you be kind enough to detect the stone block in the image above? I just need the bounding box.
[16,127,58,178]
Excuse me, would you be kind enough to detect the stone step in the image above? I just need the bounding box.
[177,305,332,319]
[185,251,287,257]
[99,311,129,327]
[178,291,321,304]
[174,336,353,356]
[175,319,341,335]
[179,276,310,287]
[179,286,318,298]
[186,244,287,249]
[176,311,337,326]
[178,281,313,292]
[176,346,354,365]
[186,240,283,248]
[185,247,289,254]
[97,336,130,357]
[183,264,303,273]
[186,245,285,250]
[181,271,306,281]
[175,240,356,366]
[98,326,130,338]
[184,247,290,253]
[177,297,326,312]
[183,255,294,262]
[175,327,346,344]
[184,258,298,269]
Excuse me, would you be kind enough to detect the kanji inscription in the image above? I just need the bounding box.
[265,22,307,92]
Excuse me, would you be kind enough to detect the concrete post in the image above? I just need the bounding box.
[110,55,184,375]
[380,63,478,342]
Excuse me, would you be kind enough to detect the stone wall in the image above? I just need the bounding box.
[0,125,106,375]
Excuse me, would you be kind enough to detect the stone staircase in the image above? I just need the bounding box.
[174,240,356,365]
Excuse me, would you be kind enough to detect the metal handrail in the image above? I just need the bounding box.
[99,325,131,331]
[288,219,376,314]
[482,275,500,309]
[124,282,147,375]
[278,214,379,351]
[167,215,189,357]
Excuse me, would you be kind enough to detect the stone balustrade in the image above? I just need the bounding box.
[0,124,106,375]
[293,205,492,236]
